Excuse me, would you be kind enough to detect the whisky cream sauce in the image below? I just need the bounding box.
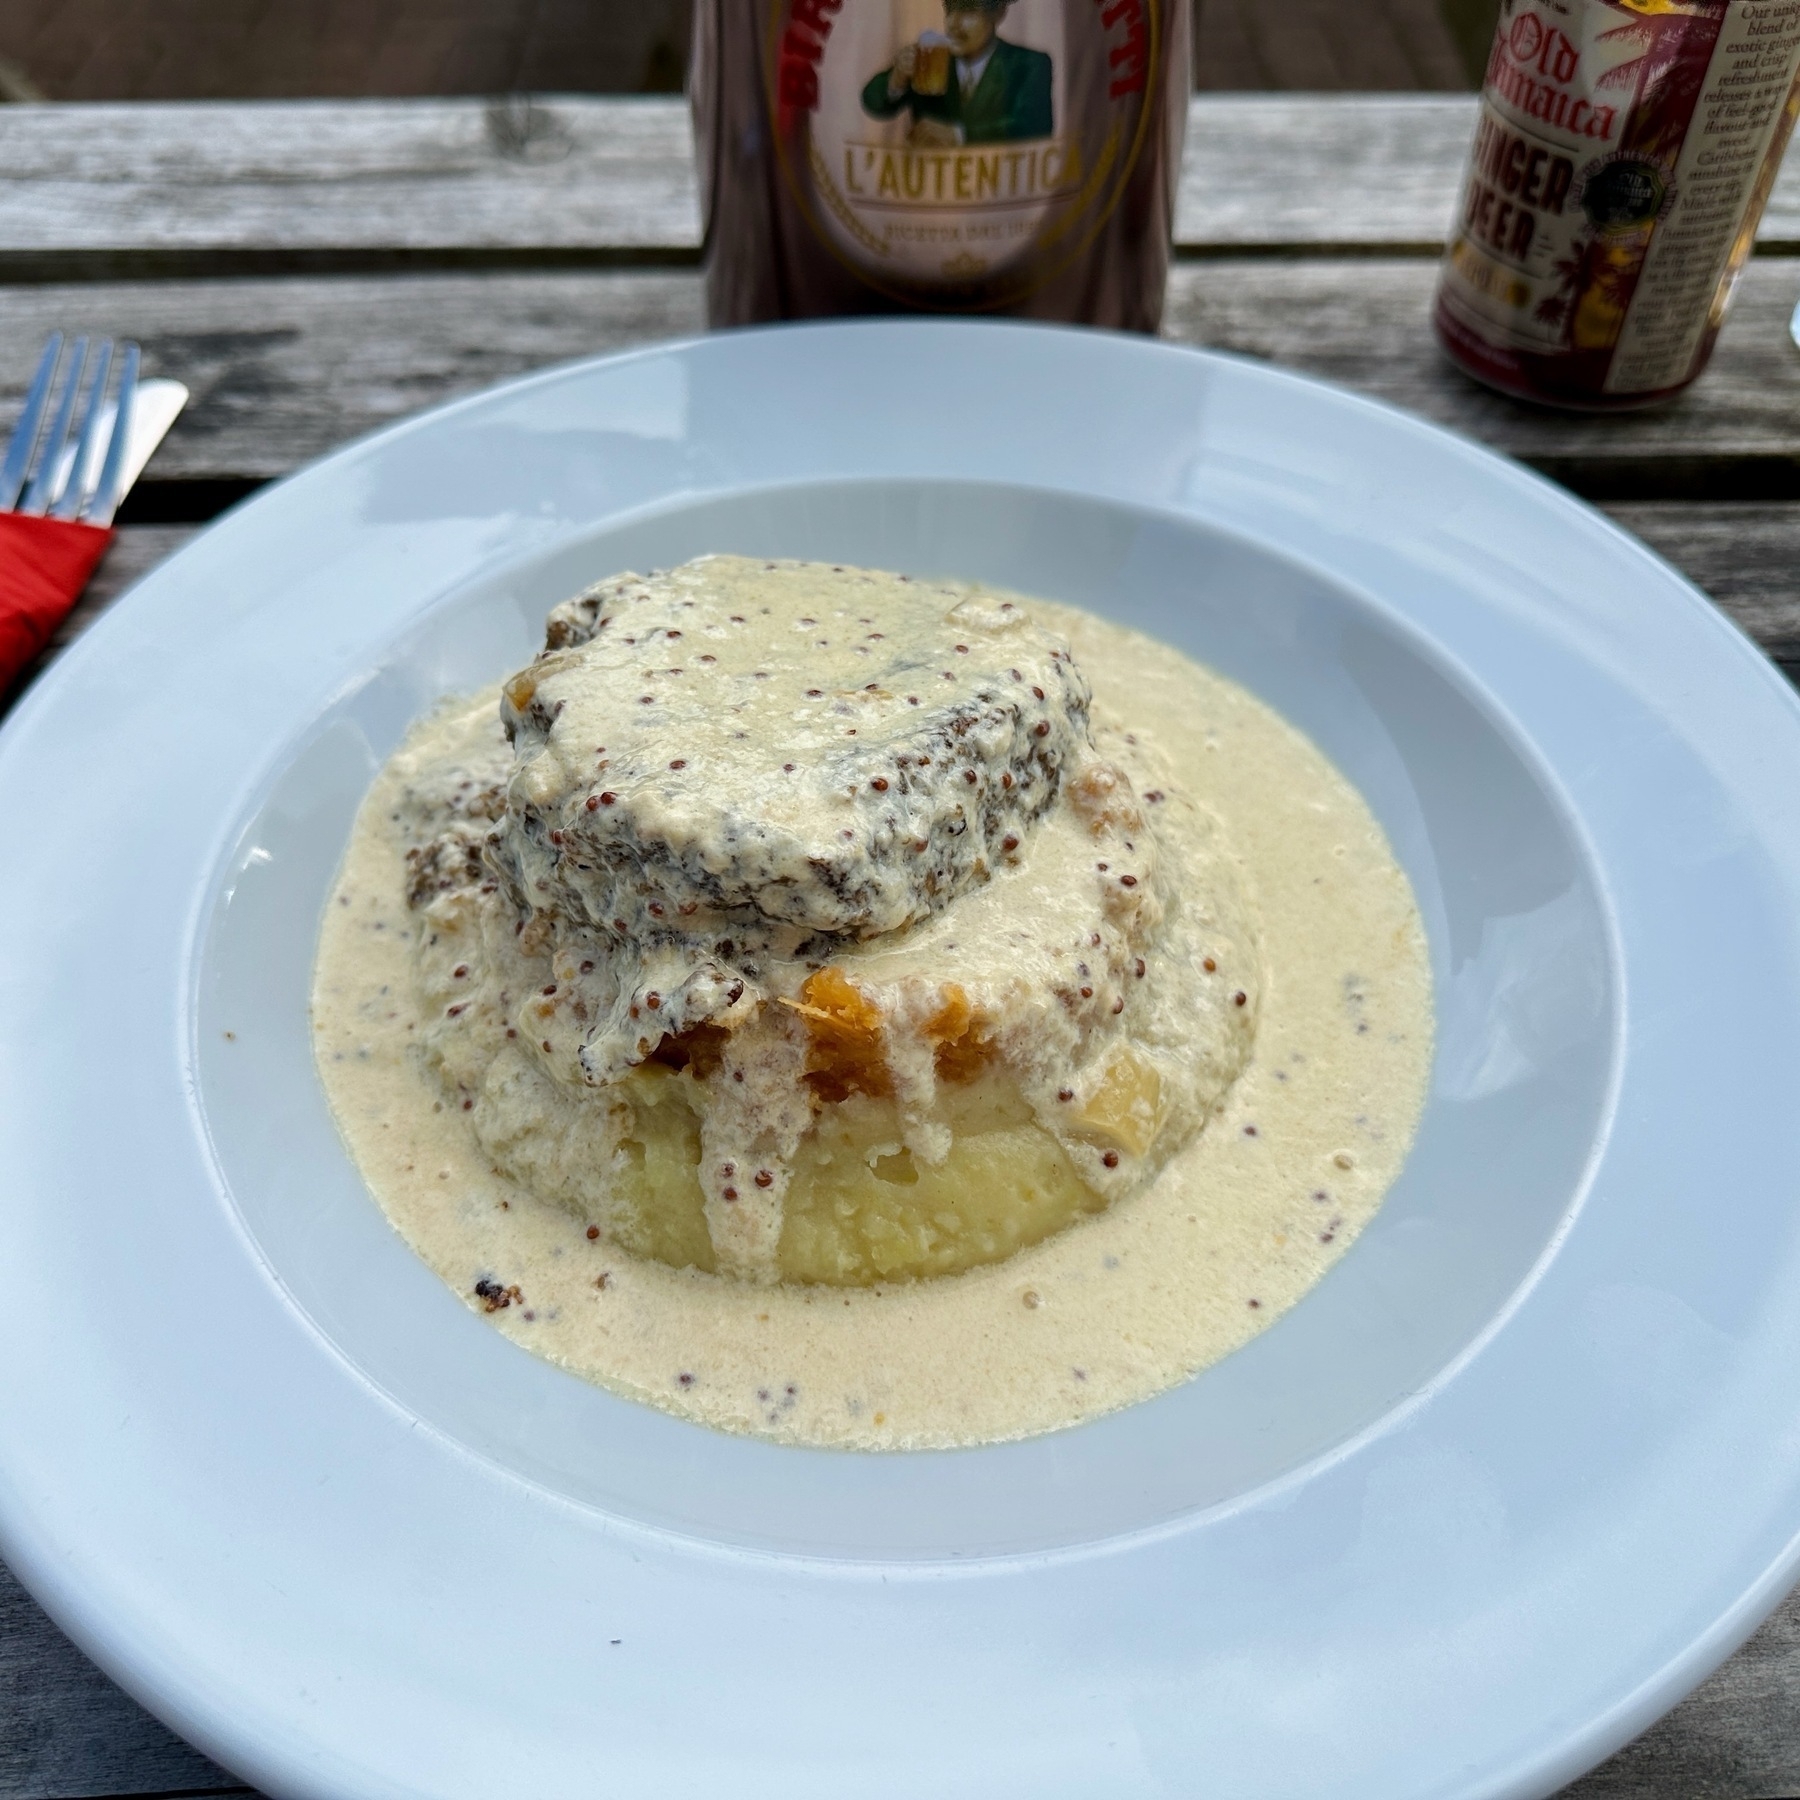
[312,598,1433,1450]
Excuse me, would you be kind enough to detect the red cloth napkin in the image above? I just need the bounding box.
[0,512,114,693]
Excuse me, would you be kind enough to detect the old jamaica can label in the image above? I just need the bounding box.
[1436,0,1800,406]
[693,0,1190,328]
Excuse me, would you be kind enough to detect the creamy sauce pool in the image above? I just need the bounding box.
[313,600,1433,1450]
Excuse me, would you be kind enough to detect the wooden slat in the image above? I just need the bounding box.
[5,94,1800,272]
[1160,256,1800,496]
[0,273,705,486]
[1177,95,1471,250]
[0,96,701,276]
[1184,91,1800,251]
[5,259,1800,498]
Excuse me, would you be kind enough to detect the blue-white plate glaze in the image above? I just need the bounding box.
[2,321,1799,1800]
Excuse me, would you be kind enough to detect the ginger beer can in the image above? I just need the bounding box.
[1436,0,1800,408]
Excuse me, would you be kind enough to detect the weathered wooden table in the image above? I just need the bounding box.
[3,92,1799,1800]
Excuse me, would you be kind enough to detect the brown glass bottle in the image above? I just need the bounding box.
[1436,0,1800,411]
[691,0,1192,331]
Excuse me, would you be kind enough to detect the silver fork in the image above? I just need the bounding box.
[0,333,142,525]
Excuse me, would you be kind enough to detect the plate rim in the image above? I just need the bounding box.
[5,318,1800,1800]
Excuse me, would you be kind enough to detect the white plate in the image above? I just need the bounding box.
[4,321,1800,1800]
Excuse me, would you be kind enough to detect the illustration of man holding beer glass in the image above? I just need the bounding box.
[861,0,1053,147]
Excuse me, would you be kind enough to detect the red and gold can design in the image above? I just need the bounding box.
[692,0,1191,330]
[1435,0,1800,409]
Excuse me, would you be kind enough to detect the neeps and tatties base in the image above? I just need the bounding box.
[312,594,1433,1450]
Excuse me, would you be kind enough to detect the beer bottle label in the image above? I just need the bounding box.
[1438,0,1800,398]
[768,0,1167,308]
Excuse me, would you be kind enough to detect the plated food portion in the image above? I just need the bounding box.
[313,556,1432,1448]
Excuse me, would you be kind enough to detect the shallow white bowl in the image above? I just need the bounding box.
[2,321,1799,1799]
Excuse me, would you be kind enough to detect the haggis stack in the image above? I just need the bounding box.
[397,556,1262,1285]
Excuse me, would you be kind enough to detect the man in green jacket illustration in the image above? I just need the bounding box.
[862,0,1053,146]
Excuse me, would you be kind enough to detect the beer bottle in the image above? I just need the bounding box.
[1436,0,1800,410]
[691,0,1192,331]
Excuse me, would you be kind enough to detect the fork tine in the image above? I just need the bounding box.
[20,336,89,516]
[90,343,140,527]
[0,333,64,512]
[50,339,113,522]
